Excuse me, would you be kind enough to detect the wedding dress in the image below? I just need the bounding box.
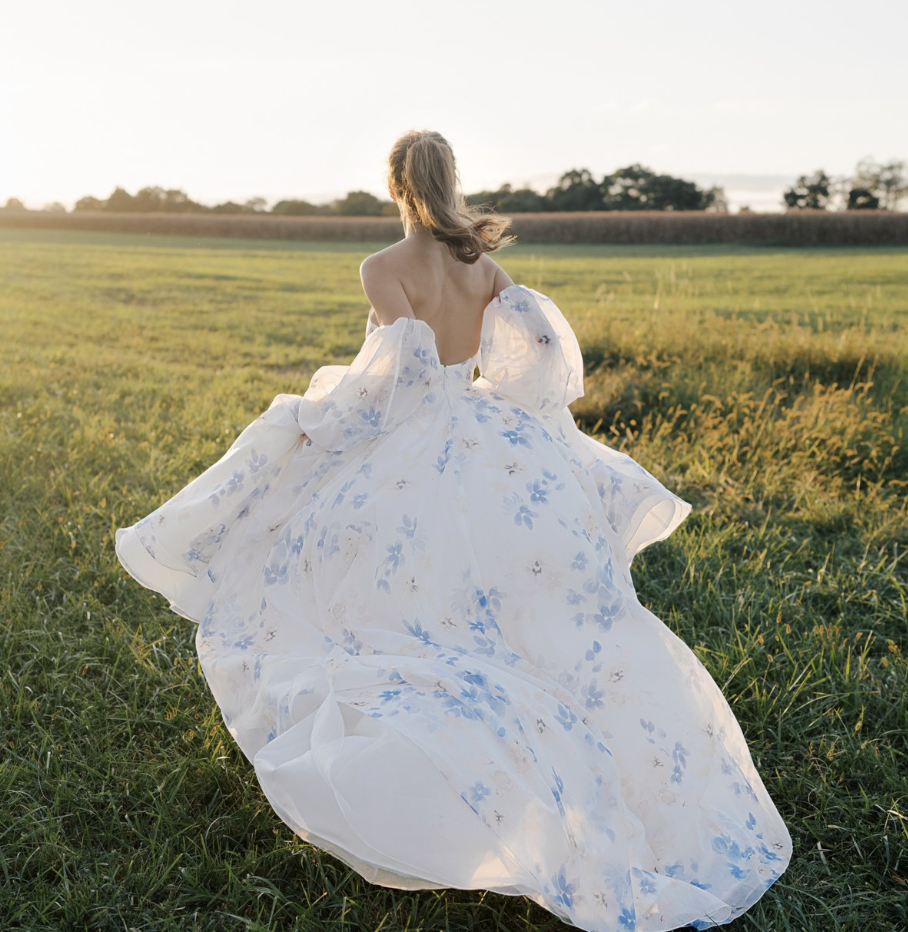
[115,284,792,931]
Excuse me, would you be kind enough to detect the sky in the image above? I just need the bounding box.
[1,0,905,213]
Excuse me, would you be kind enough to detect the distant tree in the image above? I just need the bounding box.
[703,186,729,212]
[546,169,603,211]
[782,171,832,210]
[271,199,323,216]
[600,164,651,210]
[465,188,508,210]
[598,166,720,211]
[846,187,881,210]
[245,197,268,213]
[738,205,753,213]
[497,185,547,212]
[161,188,201,212]
[649,174,701,210]
[333,190,387,216]
[209,201,248,214]
[106,187,137,212]
[133,186,167,211]
[465,184,547,212]
[95,186,203,212]
[43,201,67,213]
[129,186,202,212]
[877,160,907,210]
[75,195,104,211]
[4,197,25,210]
[852,157,907,210]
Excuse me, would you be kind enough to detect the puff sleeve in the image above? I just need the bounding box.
[474,285,584,415]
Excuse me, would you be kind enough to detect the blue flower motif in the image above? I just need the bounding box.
[582,679,604,709]
[340,628,362,655]
[434,438,454,474]
[635,870,657,895]
[550,770,566,814]
[617,907,636,929]
[500,429,531,447]
[263,561,289,586]
[526,479,550,502]
[397,514,418,538]
[471,635,496,656]
[503,493,539,529]
[551,866,578,910]
[382,541,404,574]
[670,741,690,784]
[462,670,488,689]
[758,843,782,862]
[403,617,435,646]
[316,526,339,559]
[360,406,382,428]
[245,449,268,473]
[469,781,491,803]
[555,703,578,731]
[467,396,501,423]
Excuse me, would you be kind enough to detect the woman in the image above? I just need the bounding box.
[116,129,792,931]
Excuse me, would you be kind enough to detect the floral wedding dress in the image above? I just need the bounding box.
[115,284,792,931]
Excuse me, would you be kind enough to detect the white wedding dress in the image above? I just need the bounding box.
[115,284,792,931]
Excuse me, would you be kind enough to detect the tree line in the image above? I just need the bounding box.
[4,157,904,215]
[782,158,906,210]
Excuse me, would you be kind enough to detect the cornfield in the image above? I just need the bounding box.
[1,207,906,245]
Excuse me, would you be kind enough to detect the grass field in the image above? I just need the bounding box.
[1,228,906,931]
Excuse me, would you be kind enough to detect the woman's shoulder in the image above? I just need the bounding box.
[359,242,401,274]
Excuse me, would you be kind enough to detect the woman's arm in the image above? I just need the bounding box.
[490,258,515,298]
[359,254,415,326]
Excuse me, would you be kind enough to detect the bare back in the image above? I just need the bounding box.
[360,234,514,366]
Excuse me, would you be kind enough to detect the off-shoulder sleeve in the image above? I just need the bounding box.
[115,316,441,621]
[475,285,584,415]
[297,315,439,453]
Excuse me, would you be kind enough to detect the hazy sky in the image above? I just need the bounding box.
[2,0,905,212]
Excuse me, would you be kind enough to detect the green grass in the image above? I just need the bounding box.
[1,228,906,931]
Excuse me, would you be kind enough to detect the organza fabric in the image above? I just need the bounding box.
[116,285,792,931]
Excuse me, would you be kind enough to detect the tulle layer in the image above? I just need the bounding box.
[116,285,791,931]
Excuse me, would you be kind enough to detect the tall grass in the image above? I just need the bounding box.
[0,229,906,931]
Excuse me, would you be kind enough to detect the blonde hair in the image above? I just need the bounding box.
[387,129,517,264]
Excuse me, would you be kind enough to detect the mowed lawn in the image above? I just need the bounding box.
[1,228,906,932]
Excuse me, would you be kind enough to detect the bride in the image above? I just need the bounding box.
[116,128,792,932]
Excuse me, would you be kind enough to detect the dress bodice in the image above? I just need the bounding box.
[362,284,584,408]
[365,306,479,384]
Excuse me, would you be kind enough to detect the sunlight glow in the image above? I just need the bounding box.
[1,0,904,211]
